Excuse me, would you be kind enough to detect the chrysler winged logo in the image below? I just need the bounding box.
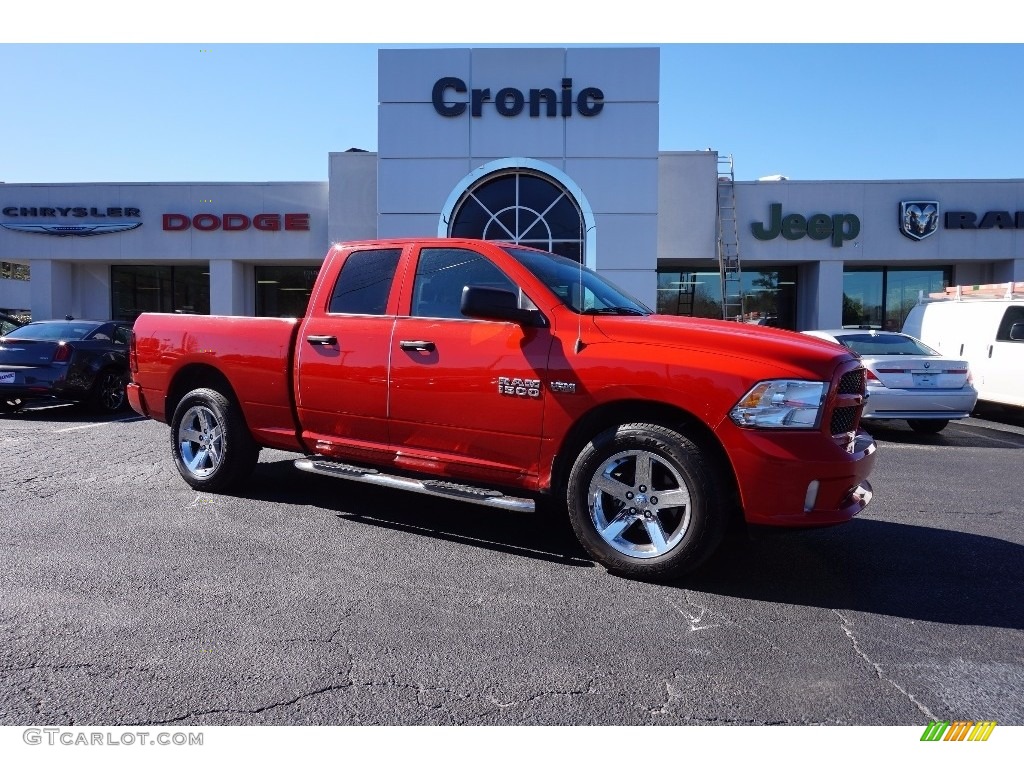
[0,222,142,237]
[899,201,939,241]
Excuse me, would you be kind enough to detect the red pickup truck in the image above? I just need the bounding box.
[128,238,876,580]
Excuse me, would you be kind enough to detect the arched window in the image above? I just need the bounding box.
[448,171,585,263]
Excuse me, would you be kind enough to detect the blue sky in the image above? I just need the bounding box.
[2,5,1021,184]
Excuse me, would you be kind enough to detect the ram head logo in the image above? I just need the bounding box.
[899,201,940,241]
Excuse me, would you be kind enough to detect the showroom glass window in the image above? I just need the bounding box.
[1,261,30,281]
[449,171,585,263]
[655,267,798,329]
[255,266,321,317]
[843,267,950,330]
[111,266,210,322]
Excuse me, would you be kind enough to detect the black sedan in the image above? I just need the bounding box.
[0,319,132,414]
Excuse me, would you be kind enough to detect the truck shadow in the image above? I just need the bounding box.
[243,458,594,568]
[865,420,1024,449]
[692,519,1023,631]
[972,401,1024,427]
[242,459,1021,631]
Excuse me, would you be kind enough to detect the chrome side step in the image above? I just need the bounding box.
[293,457,536,513]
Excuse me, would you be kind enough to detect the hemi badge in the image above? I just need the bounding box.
[550,381,577,394]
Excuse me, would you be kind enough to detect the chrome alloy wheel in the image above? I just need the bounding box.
[177,404,225,479]
[587,449,693,559]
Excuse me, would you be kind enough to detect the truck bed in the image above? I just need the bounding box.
[130,313,304,451]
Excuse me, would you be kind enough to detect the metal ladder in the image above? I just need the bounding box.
[717,154,743,321]
[674,275,695,316]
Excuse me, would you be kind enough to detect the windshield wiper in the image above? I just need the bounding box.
[581,307,648,316]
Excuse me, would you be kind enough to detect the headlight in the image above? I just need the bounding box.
[729,380,827,429]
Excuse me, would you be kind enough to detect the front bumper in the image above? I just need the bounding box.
[723,425,878,528]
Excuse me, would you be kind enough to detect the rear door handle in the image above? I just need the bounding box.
[400,340,436,352]
[306,335,337,346]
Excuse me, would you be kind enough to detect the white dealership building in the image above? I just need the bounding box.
[2,46,1023,331]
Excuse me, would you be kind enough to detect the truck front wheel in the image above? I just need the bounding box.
[566,423,727,580]
[170,387,259,492]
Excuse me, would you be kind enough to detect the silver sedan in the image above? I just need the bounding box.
[802,329,978,434]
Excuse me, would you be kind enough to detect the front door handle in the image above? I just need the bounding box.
[400,340,436,352]
[306,335,337,346]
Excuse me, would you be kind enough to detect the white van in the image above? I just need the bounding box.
[902,283,1024,408]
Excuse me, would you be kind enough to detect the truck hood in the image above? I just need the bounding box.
[591,314,855,377]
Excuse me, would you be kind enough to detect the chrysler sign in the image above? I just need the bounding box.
[1,205,142,236]
[2,206,141,218]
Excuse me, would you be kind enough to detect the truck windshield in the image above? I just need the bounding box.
[501,246,652,316]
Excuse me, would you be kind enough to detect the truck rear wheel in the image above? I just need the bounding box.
[170,387,259,492]
[566,423,727,580]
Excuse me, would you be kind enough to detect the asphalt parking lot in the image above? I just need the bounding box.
[0,403,1021,727]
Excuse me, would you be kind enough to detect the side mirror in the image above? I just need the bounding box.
[460,286,546,327]
[1009,322,1024,341]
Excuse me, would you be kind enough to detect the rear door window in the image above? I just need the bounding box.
[328,248,402,315]
[89,323,115,341]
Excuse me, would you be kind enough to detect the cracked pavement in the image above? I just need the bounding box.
[1,405,1022,725]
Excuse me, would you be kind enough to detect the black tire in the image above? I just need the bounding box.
[90,368,129,414]
[565,423,728,581]
[169,387,259,492]
[907,418,949,434]
[1,398,24,414]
